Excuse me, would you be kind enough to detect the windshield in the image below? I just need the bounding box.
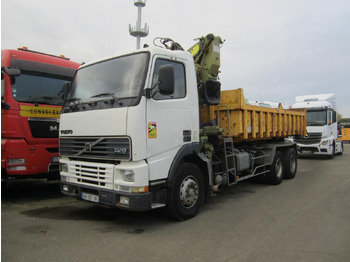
[306,110,327,126]
[11,71,73,106]
[65,52,149,111]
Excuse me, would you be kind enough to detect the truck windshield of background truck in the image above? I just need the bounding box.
[10,70,72,106]
[63,52,149,112]
[306,109,327,126]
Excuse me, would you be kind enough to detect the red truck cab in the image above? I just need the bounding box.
[1,48,80,185]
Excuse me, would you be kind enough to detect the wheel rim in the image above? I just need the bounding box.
[289,154,296,174]
[275,158,283,178]
[179,176,199,209]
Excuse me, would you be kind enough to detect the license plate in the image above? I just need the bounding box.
[81,192,99,203]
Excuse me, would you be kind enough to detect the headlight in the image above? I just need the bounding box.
[115,185,132,193]
[122,170,135,182]
[8,166,26,171]
[321,140,330,146]
[115,184,148,193]
[8,158,26,165]
[60,163,68,173]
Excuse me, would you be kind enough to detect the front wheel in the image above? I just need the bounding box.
[328,142,335,159]
[266,151,285,185]
[165,163,205,221]
[337,141,344,155]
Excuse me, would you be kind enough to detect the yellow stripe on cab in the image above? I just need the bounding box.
[20,105,62,118]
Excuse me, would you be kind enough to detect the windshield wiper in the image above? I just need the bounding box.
[307,123,324,126]
[65,97,83,108]
[66,97,82,103]
[90,92,123,105]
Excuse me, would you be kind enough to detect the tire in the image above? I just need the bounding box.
[284,148,297,179]
[328,142,335,159]
[337,142,343,155]
[165,163,205,221]
[340,142,344,155]
[266,151,285,185]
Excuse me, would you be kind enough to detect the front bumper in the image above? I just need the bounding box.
[297,143,332,155]
[2,138,59,176]
[61,181,166,211]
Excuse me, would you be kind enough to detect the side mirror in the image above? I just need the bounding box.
[158,65,174,95]
[5,68,21,77]
[199,80,221,105]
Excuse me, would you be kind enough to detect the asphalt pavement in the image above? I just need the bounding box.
[1,144,350,262]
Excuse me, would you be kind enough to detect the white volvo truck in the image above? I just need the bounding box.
[59,35,306,220]
[291,94,343,158]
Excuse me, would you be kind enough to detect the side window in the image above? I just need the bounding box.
[332,111,337,124]
[328,110,332,125]
[152,59,186,100]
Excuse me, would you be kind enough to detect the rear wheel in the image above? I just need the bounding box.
[284,148,297,179]
[165,163,205,221]
[266,151,285,185]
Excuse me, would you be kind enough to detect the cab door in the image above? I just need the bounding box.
[146,57,197,181]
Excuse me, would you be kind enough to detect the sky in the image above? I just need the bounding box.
[2,0,350,116]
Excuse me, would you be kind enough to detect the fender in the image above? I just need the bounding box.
[167,142,200,184]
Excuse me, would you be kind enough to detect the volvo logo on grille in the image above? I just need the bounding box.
[74,138,104,157]
[85,143,92,152]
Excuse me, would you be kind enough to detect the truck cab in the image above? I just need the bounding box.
[291,94,343,158]
[1,48,80,185]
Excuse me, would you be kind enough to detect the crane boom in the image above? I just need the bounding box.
[154,33,223,105]
[188,34,223,85]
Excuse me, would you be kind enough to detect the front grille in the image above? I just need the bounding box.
[299,146,319,153]
[295,132,322,145]
[70,162,114,189]
[60,137,131,161]
[28,118,59,138]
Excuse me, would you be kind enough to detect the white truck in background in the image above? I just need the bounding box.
[291,93,343,158]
